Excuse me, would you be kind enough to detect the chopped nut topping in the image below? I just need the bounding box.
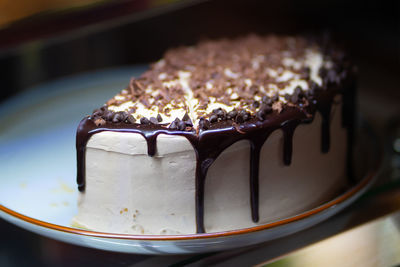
[90,35,349,130]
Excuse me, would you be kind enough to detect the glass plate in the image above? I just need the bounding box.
[0,67,381,255]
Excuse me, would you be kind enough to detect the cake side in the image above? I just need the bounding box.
[73,98,346,234]
[75,133,197,234]
[205,100,347,232]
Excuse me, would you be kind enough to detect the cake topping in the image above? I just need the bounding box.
[91,35,348,130]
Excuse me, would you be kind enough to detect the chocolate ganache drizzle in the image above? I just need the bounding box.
[76,35,355,234]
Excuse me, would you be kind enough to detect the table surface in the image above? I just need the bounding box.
[0,65,399,267]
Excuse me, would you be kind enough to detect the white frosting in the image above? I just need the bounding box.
[276,70,297,83]
[305,49,324,86]
[224,68,240,79]
[282,57,302,70]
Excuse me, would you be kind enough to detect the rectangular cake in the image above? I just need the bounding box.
[73,35,355,234]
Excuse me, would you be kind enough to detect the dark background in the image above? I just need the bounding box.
[0,0,399,266]
[0,0,399,103]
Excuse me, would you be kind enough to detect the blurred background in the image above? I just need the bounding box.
[0,0,399,266]
[0,0,399,110]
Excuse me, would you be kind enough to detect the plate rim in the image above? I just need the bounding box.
[0,155,380,241]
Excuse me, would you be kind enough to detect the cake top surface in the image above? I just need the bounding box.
[91,34,348,130]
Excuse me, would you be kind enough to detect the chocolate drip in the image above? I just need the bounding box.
[76,84,353,234]
[76,121,90,191]
[144,132,158,157]
[192,128,250,233]
[281,120,301,166]
[249,141,261,222]
[194,158,211,233]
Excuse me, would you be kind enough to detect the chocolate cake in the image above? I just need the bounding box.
[73,35,355,234]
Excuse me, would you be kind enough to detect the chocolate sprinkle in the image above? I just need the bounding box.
[92,108,103,117]
[227,109,238,120]
[126,115,136,124]
[178,120,186,131]
[140,117,150,125]
[169,121,178,130]
[112,113,121,123]
[149,117,158,124]
[182,112,191,122]
[103,110,114,121]
[199,117,211,130]
[257,104,273,121]
[209,114,218,123]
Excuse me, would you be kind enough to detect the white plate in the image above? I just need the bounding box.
[0,68,381,255]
